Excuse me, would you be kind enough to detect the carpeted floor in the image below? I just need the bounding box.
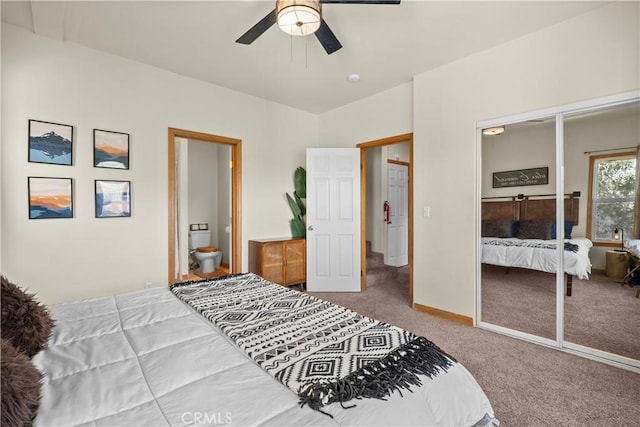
[482,264,640,360]
[308,251,640,426]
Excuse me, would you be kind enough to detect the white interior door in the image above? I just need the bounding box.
[385,162,408,267]
[306,148,361,292]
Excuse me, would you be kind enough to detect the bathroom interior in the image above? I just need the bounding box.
[178,137,232,279]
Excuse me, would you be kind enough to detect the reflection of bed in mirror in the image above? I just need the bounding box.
[481,193,592,296]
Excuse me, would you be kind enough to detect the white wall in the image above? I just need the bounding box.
[1,24,317,303]
[188,139,218,241]
[319,83,413,146]
[319,2,639,320]
[385,142,409,163]
[482,122,556,199]
[412,1,639,318]
[481,105,639,270]
[322,84,413,257]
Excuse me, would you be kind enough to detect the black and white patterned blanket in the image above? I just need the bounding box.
[171,273,453,413]
[483,238,579,253]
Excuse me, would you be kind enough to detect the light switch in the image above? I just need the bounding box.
[423,206,431,217]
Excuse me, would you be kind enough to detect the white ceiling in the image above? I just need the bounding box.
[1,1,609,114]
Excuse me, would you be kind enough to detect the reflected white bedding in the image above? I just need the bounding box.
[481,237,592,280]
[32,286,497,426]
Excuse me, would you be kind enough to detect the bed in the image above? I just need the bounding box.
[22,273,497,427]
[481,194,592,296]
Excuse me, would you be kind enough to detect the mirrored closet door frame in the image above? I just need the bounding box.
[476,90,640,373]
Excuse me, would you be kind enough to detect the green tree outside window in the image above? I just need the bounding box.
[592,156,636,241]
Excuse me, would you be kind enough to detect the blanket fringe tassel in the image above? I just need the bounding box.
[298,336,454,416]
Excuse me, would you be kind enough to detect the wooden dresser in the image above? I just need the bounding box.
[248,238,306,289]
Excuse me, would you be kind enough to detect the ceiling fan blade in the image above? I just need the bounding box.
[315,19,342,55]
[236,9,277,45]
[320,0,400,4]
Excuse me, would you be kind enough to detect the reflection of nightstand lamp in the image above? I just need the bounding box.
[613,227,625,252]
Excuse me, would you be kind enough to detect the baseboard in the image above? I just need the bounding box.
[413,303,474,326]
[591,268,605,275]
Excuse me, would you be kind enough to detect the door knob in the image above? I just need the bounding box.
[308,225,314,231]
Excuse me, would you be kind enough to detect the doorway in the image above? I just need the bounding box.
[357,133,414,303]
[167,128,242,284]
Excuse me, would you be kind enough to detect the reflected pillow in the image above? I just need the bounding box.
[550,221,575,239]
[517,220,553,240]
[482,220,517,238]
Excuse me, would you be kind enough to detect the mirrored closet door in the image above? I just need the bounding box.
[478,94,639,370]
[480,117,558,342]
[563,102,639,363]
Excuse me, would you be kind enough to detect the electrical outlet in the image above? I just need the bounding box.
[144,282,153,289]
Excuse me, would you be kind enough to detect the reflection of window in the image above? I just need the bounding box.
[588,152,636,243]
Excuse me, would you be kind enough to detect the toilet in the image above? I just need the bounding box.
[188,230,222,274]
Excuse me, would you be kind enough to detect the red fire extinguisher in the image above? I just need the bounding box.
[384,201,391,224]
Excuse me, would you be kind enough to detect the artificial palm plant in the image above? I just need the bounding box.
[286,167,306,238]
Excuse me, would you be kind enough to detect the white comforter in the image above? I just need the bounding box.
[481,237,593,280]
[33,286,496,426]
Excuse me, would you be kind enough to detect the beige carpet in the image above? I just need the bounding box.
[481,264,640,360]
[308,252,640,426]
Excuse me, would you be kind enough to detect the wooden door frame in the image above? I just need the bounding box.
[357,133,414,303]
[168,128,242,284]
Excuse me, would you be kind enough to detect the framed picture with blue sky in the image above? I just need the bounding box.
[28,177,73,219]
[28,120,73,165]
[95,180,131,218]
[93,129,130,169]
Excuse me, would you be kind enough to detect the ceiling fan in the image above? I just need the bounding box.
[236,0,401,55]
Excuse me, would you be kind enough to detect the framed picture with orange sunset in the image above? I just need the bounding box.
[28,177,73,219]
[93,129,129,169]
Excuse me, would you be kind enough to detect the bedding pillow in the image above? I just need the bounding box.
[482,220,517,238]
[550,221,575,239]
[1,276,54,358]
[1,339,42,427]
[517,220,553,240]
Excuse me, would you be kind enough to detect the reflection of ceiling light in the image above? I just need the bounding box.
[347,74,360,82]
[277,0,321,37]
[483,126,505,136]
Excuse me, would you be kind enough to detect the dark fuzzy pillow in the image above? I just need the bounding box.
[1,339,42,427]
[482,220,516,238]
[517,220,553,240]
[1,276,54,358]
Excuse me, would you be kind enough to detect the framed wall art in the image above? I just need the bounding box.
[93,129,130,169]
[492,167,549,188]
[28,177,73,219]
[95,180,131,218]
[28,120,73,165]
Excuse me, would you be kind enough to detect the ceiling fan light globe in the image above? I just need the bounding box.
[277,0,321,36]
